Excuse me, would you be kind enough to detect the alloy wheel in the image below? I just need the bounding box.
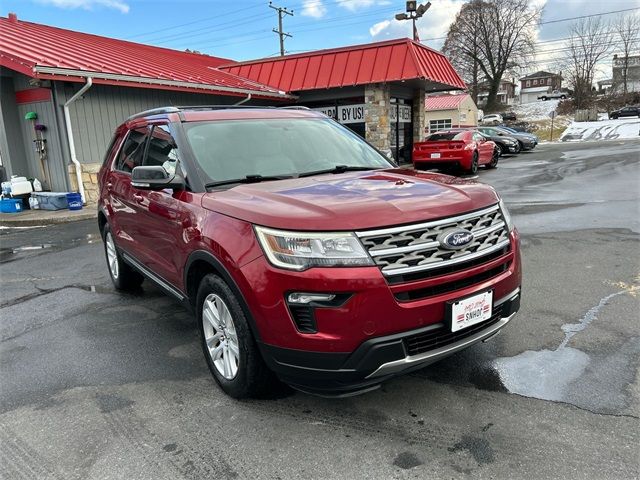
[105,232,119,280]
[202,294,240,380]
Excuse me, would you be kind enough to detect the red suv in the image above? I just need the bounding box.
[98,106,521,398]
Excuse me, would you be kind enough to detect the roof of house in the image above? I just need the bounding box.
[425,94,473,111]
[520,70,560,80]
[218,38,466,92]
[0,14,291,99]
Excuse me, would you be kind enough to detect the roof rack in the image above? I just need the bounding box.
[126,106,180,121]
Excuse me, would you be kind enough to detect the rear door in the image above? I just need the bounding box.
[129,123,192,287]
[106,125,150,257]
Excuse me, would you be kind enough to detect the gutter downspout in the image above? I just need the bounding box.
[63,77,92,204]
[234,93,251,105]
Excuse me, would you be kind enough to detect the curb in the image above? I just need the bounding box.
[0,209,97,227]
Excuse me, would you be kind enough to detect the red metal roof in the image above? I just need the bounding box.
[425,93,471,111]
[219,38,466,92]
[0,15,290,99]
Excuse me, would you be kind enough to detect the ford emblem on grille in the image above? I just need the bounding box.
[439,229,474,250]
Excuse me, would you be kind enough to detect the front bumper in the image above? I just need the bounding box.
[260,288,521,396]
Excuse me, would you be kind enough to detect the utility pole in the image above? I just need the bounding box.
[269,2,293,56]
[395,1,431,42]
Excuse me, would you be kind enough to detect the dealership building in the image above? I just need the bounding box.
[0,13,465,202]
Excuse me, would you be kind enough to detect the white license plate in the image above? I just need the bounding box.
[430,153,441,159]
[450,291,493,332]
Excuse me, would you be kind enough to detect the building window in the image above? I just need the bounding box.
[429,119,452,132]
[533,79,537,85]
[526,80,531,87]
[547,78,551,85]
[460,112,467,122]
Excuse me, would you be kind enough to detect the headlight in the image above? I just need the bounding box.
[499,199,514,232]
[254,226,374,271]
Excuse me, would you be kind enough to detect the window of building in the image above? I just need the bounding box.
[429,119,452,132]
[116,127,149,173]
[526,80,531,87]
[143,125,180,176]
[460,112,467,122]
[547,78,552,85]
[533,79,538,85]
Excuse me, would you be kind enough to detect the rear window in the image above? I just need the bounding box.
[427,132,466,141]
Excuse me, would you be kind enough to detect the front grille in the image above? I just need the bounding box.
[356,204,510,282]
[404,303,505,356]
[394,262,511,301]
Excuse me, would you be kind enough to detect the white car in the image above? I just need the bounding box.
[481,114,503,125]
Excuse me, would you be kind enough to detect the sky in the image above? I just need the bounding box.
[3,0,639,79]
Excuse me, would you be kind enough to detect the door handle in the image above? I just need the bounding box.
[133,193,144,204]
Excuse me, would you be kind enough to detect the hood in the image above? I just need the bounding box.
[201,169,499,231]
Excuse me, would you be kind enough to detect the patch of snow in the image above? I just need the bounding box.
[560,117,640,142]
[512,99,561,121]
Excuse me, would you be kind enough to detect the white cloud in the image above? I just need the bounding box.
[34,0,130,13]
[369,20,390,37]
[337,0,385,12]
[300,0,327,18]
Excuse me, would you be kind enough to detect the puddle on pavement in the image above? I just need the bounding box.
[413,288,638,414]
[0,233,100,263]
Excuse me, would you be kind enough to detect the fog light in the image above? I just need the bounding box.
[288,292,336,304]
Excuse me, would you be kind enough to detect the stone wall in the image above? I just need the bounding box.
[364,83,391,154]
[412,89,426,143]
[68,162,101,205]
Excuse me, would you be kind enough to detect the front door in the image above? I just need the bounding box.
[129,123,190,287]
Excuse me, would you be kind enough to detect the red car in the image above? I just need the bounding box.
[98,106,521,398]
[413,130,499,174]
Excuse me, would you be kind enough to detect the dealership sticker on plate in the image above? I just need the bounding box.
[431,153,441,158]
[451,291,493,332]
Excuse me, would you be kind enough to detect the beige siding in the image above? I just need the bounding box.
[424,96,478,133]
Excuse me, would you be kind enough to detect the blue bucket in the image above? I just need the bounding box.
[0,198,23,213]
[66,192,83,210]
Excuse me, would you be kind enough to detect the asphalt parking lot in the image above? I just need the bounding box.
[1,139,639,479]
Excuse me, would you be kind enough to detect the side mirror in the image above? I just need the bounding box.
[131,166,185,190]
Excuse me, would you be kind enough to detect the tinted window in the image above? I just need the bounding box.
[427,132,466,141]
[116,127,149,173]
[184,118,391,183]
[143,125,179,176]
[472,133,485,142]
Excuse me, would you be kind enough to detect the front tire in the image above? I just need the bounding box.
[102,224,144,291]
[197,274,272,398]
[487,149,499,169]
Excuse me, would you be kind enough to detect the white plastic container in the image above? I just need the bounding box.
[32,178,43,192]
[1,181,11,195]
[10,176,33,195]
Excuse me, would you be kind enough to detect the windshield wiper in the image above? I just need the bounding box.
[298,165,380,178]
[205,174,293,189]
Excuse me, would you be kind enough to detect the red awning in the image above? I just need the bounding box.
[219,38,466,92]
[0,15,291,99]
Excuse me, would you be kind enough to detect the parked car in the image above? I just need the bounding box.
[475,127,520,155]
[609,105,640,119]
[481,114,503,125]
[98,106,521,398]
[413,130,499,174]
[480,126,537,151]
[500,111,517,121]
[538,90,567,101]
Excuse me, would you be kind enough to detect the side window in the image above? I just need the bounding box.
[115,127,149,173]
[143,125,179,176]
[472,133,483,142]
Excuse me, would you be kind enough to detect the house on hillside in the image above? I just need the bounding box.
[519,71,562,104]
[424,94,478,133]
[612,54,640,93]
[476,79,516,107]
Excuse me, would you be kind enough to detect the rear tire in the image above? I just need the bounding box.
[468,152,479,175]
[497,143,504,156]
[197,274,273,399]
[102,224,144,291]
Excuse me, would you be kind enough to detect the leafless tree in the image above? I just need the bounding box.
[565,17,613,109]
[613,13,640,98]
[442,0,542,111]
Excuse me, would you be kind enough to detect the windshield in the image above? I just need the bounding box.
[427,132,466,141]
[184,118,392,184]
